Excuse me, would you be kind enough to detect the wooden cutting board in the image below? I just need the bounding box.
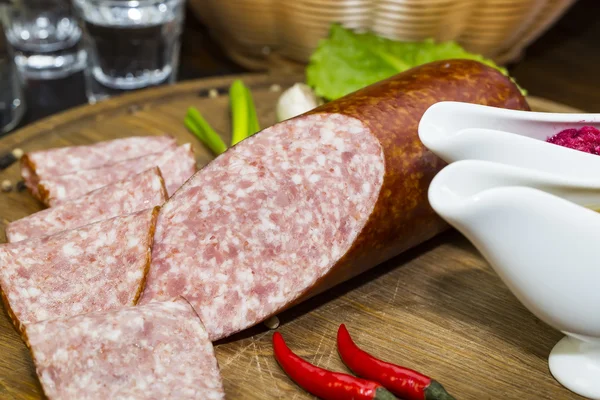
[0,73,586,400]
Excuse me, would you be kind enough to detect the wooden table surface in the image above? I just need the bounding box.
[0,2,596,399]
[0,72,587,399]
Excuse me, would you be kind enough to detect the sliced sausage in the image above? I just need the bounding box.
[22,135,176,199]
[6,167,167,242]
[0,207,158,333]
[25,298,225,400]
[38,144,196,206]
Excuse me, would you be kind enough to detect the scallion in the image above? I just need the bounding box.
[185,107,227,155]
[229,80,249,146]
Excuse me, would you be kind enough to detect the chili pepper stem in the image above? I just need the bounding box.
[337,324,456,400]
[425,381,456,400]
[374,387,400,400]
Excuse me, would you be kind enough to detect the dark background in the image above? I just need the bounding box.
[15,0,600,130]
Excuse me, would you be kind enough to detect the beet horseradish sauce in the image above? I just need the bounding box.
[546,126,600,155]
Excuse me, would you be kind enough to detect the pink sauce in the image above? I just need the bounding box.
[546,126,600,155]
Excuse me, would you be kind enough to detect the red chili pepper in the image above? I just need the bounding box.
[272,332,397,400]
[337,324,456,400]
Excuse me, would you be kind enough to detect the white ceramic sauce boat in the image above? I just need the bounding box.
[429,160,600,399]
[418,101,600,177]
[418,102,600,399]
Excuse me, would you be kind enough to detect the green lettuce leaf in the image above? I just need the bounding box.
[306,24,524,100]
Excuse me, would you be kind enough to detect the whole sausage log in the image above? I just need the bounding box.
[298,59,530,298]
[140,60,530,341]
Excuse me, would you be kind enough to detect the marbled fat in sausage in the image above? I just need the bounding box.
[0,207,158,332]
[142,114,384,340]
[38,144,196,206]
[25,298,224,400]
[22,135,176,199]
[6,167,168,242]
[141,60,530,341]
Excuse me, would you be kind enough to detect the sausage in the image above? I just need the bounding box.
[6,167,168,242]
[0,207,159,333]
[25,298,225,400]
[140,60,530,341]
[299,59,530,297]
[21,135,176,200]
[37,144,196,206]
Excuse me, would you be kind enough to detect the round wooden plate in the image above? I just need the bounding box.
[0,74,585,399]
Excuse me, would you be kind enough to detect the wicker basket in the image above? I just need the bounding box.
[189,0,577,71]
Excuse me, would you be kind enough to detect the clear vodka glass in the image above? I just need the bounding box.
[2,0,86,79]
[73,0,184,103]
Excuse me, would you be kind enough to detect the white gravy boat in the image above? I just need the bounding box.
[419,101,600,177]
[419,102,600,399]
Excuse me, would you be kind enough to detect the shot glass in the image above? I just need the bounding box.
[73,0,185,103]
[0,29,24,134]
[1,0,86,79]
